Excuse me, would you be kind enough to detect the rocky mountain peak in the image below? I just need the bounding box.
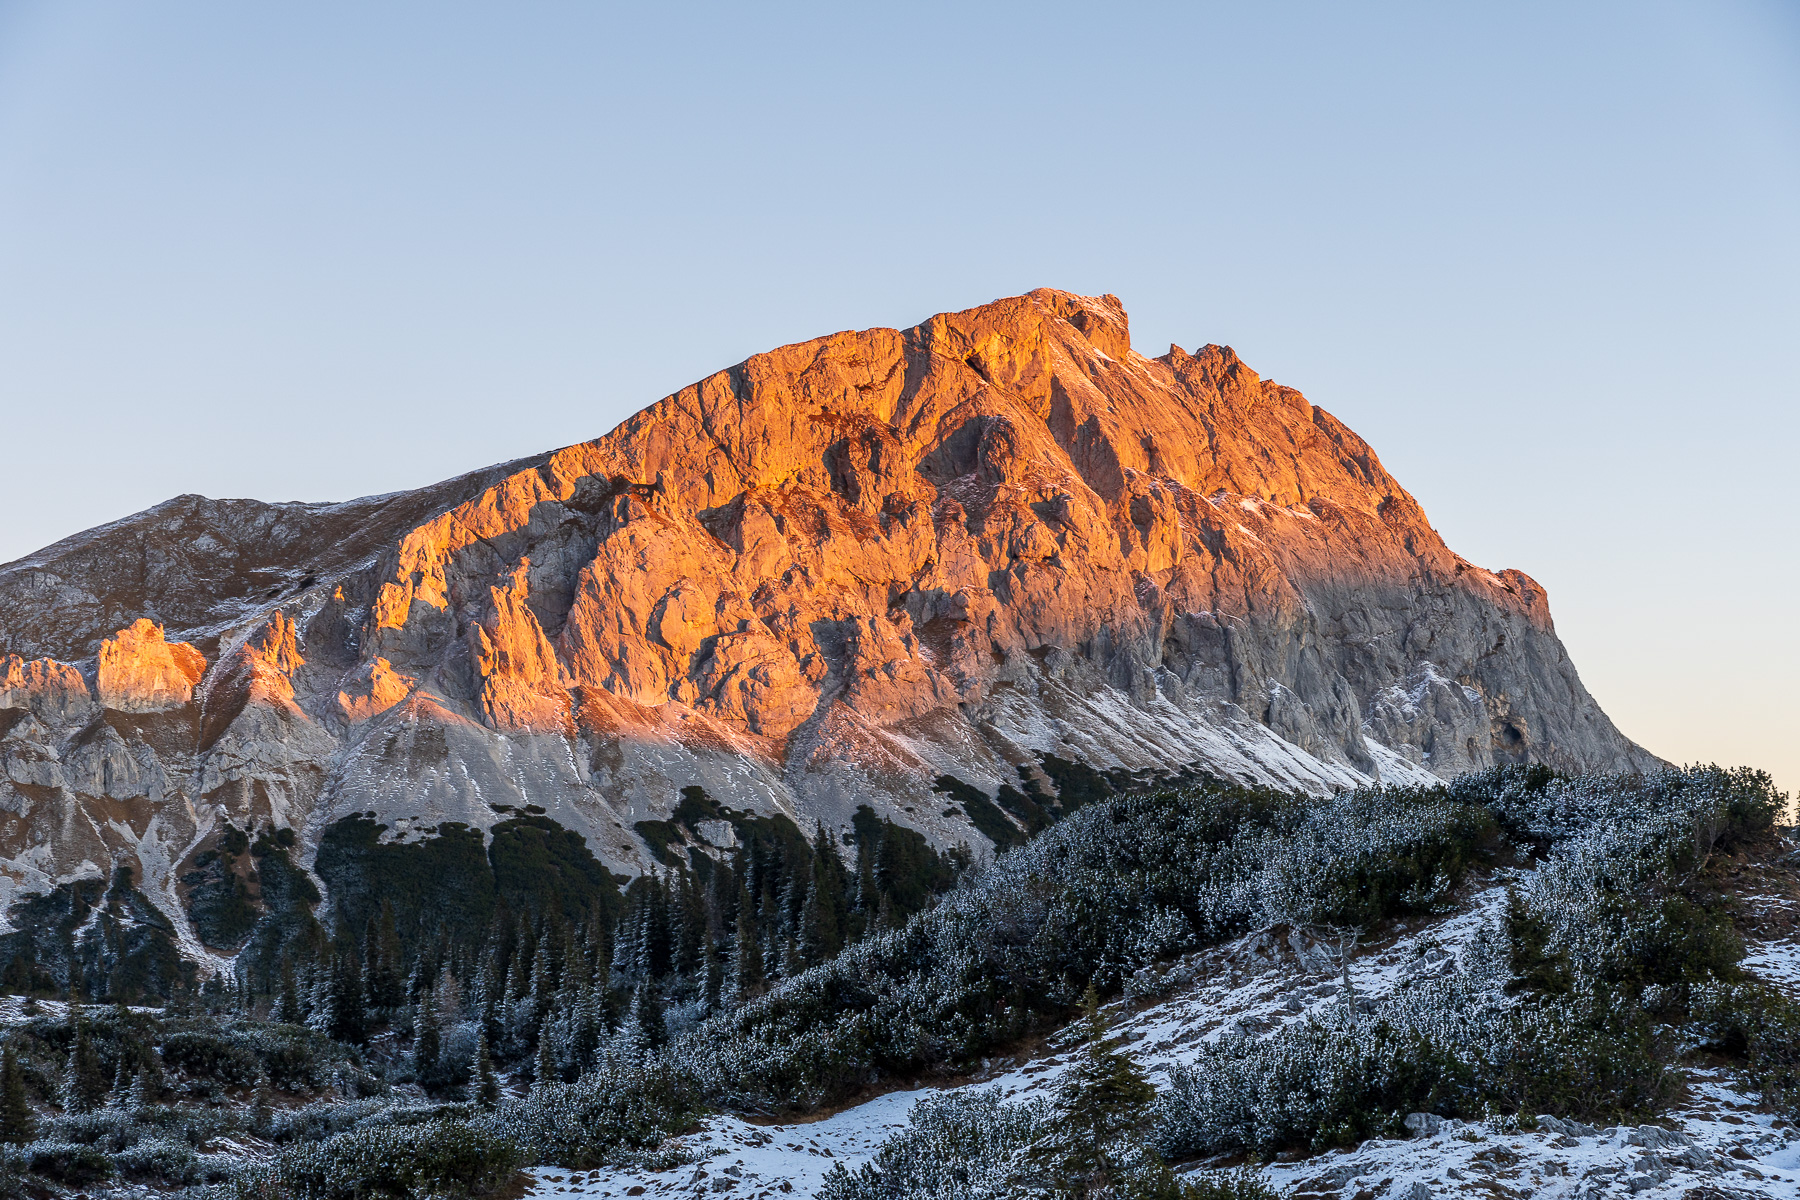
[0,288,1654,961]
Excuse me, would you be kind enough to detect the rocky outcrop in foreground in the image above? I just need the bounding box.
[0,288,1655,968]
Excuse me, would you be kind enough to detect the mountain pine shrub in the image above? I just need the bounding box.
[239,1118,520,1200]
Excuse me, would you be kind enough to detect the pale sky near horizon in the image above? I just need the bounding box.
[0,2,1795,798]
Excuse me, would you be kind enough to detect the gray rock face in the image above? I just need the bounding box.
[0,289,1656,963]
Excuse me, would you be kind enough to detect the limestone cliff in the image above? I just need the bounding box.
[0,289,1656,964]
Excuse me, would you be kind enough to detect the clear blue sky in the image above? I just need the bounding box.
[1,2,1796,797]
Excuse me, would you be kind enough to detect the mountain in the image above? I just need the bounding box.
[0,288,1654,967]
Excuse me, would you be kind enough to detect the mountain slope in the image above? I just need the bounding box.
[0,288,1654,959]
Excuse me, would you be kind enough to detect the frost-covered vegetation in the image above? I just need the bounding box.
[0,763,1791,1198]
[648,777,1500,1111]
[1152,764,1789,1157]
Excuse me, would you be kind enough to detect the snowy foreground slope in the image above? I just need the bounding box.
[527,866,1800,1200]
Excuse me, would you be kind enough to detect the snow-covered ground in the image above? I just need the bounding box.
[524,1091,923,1199]
[531,879,1800,1199]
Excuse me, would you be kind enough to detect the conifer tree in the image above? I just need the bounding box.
[407,956,432,1008]
[728,883,764,1007]
[109,1055,132,1108]
[573,984,605,1070]
[1021,987,1158,1194]
[479,995,504,1058]
[0,1044,35,1144]
[62,1011,107,1113]
[473,1031,501,1109]
[130,1064,157,1113]
[760,881,783,981]
[674,874,706,981]
[532,1027,558,1091]
[434,962,464,1024]
[807,822,848,960]
[318,947,370,1044]
[468,950,499,1020]
[777,870,801,952]
[274,958,303,1025]
[701,925,722,1015]
[524,946,551,1037]
[644,877,674,979]
[631,982,667,1053]
[364,902,407,1013]
[584,909,612,986]
[508,921,536,1002]
[411,994,441,1086]
[251,1070,274,1134]
[799,877,829,968]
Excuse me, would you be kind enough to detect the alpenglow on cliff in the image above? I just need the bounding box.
[0,289,1653,953]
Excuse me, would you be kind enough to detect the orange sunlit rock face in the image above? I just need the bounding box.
[344,288,1570,760]
[96,619,207,713]
[0,654,92,723]
[336,658,416,724]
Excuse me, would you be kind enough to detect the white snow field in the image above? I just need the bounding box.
[529,879,1800,1200]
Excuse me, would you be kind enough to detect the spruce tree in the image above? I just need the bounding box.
[434,962,465,1024]
[407,956,432,1009]
[777,870,801,967]
[701,926,722,1014]
[631,983,667,1053]
[807,822,847,960]
[62,1012,107,1113]
[110,1055,132,1108]
[364,904,407,1013]
[728,884,764,1006]
[525,948,551,1038]
[760,881,783,981]
[675,874,705,980]
[573,984,604,1071]
[0,1044,35,1144]
[1022,987,1158,1194]
[643,878,674,979]
[584,909,612,987]
[473,1031,500,1109]
[316,947,370,1044]
[798,878,824,967]
[532,1027,557,1091]
[480,995,504,1058]
[251,1071,274,1134]
[130,1064,156,1113]
[508,921,536,1002]
[274,958,303,1025]
[342,945,371,1042]
[411,994,442,1086]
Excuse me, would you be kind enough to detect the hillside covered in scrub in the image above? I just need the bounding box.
[0,762,1792,1198]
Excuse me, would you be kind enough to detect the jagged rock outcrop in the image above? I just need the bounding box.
[97,619,207,713]
[0,288,1657,968]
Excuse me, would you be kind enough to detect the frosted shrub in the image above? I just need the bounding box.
[817,1088,1048,1200]
[1689,980,1800,1114]
[479,1051,701,1169]
[20,1138,112,1186]
[111,1134,201,1184]
[265,1097,398,1143]
[238,1118,520,1200]
[1154,765,1778,1157]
